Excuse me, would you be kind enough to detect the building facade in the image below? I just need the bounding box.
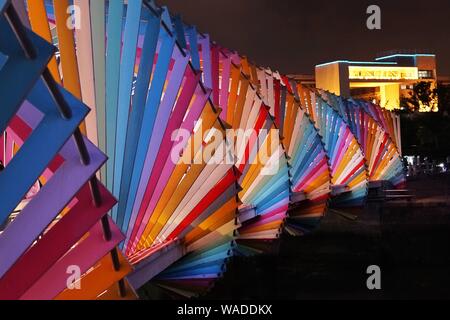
[315,53,438,111]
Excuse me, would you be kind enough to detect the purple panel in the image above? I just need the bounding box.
[0,135,107,278]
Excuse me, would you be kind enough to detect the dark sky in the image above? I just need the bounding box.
[157,0,450,76]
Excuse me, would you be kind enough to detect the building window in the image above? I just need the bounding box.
[401,85,407,90]
[418,70,433,79]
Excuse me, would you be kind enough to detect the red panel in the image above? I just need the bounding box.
[20,217,125,300]
[0,183,116,300]
[167,169,236,240]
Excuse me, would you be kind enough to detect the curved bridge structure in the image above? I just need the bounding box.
[0,0,404,299]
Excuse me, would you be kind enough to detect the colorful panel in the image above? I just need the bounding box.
[318,90,405,187]
[295,84,369,207]
[0,2,133,300]
[0,0,406,300]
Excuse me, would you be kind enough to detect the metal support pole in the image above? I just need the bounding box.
[4,6,36,59]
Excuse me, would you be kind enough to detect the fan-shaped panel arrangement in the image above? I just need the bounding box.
[218,61,290,255]
[294,84,369,208]
[318,90,405,187]
[23,0,241,297]
[274,77,332,235]
[195,45,292,253]
[223,64,332,236]
[175,29,331,241]
[0,1,135,300]
[153,20,291,254]
[352,99,403,159]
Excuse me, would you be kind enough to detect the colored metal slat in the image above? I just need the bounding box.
[115,12,161,221]
[124,51,190,244]
[129,86,211,251]
[74,0,98,145]
[0,80,88,226]
[127,240,186,289]
[52,0,82,99]
[127,67,199,239]
[187,26,200,70]
[0,183,116,299]
[26,0,61,82]
[0,133,106,279]
[105,0,124,190]
[55,250,132,300]
[90,0,107,179]
[0,16,55,133]
[0,0,9,14]
[173,15,187,49]
[20,217,125,300]
[118,28,175,230]
[112,0,143,207]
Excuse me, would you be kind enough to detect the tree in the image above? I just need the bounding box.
[400,82,450,159]
[435,84,450,116]
[402,81,438,112]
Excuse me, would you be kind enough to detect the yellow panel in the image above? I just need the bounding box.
[185,198,237,245]
[26,0,61,82]
[53,0,85,133]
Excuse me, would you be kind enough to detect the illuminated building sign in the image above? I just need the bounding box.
[348,66,419,81]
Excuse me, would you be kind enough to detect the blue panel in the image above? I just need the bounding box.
[160,259,228,278]
[159,242,233,277]
[165,248,232,272]
[118,28,175,230]
[291,124,316,165]
[0,0,8,14]
[161,7,173,32]
[115,12,161,221]
[111,0,142,218]
[173,15,187,49]
[256,182,290,212]
[187,26,200,70]
[105,0,124,191]
[252,166,289,205]
[160,264,223,278]
[119,50,189,226]
[0,80,88,224]
[0,52,7,69]
[292,141,322,182]
[0,17,55,133]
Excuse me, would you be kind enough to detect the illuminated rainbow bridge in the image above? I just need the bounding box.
[0,0,404,299]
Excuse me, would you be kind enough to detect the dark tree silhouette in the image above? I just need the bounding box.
[402,81,438,112]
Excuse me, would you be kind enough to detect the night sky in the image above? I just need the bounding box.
[157,0,450,76]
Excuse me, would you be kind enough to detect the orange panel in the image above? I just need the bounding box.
[26,0,61,82]
[55,251,132,300]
